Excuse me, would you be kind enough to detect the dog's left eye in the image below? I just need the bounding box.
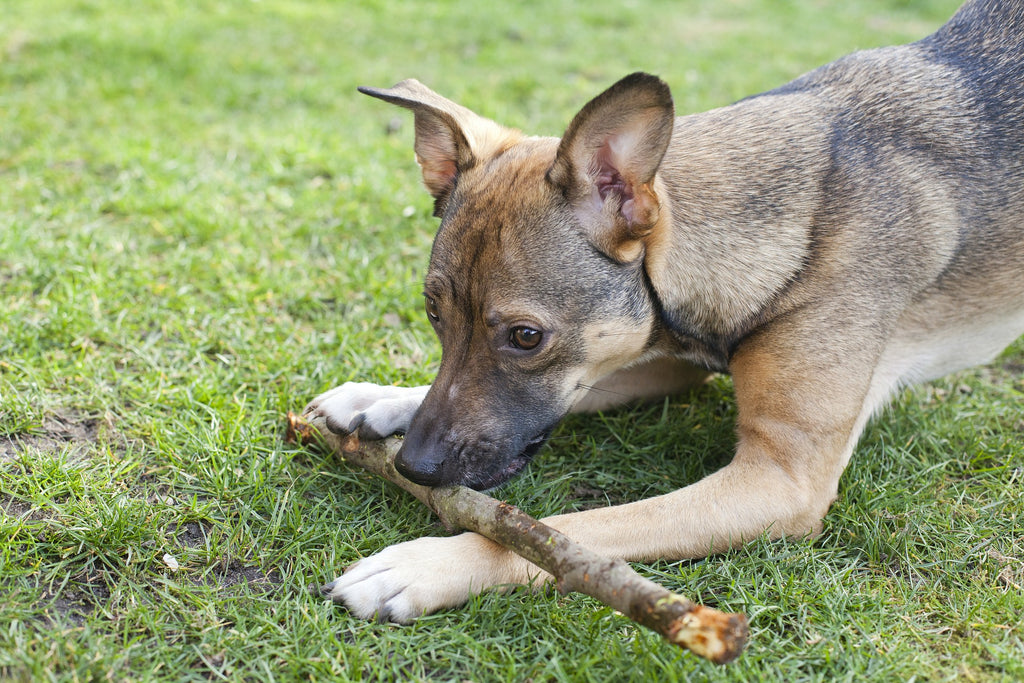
[510,326,542,351]
[425,296,440,322]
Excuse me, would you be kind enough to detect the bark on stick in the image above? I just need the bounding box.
[287,411,750,664]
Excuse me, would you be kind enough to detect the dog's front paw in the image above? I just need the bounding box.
[322,533,537,623]
[303,382,429,439]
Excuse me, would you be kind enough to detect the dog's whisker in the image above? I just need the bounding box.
[575,383,642,399]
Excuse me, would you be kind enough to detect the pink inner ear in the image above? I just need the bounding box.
[418,156,458,196]
[594,142,632,203]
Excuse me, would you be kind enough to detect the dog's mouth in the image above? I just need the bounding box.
[468,431,551,491]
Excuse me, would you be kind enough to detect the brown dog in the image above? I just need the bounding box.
[306,0,1024,623]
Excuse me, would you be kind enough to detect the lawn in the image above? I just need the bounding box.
[1,0,1022,680]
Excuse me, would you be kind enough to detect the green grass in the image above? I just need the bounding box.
[2,0,1022,680]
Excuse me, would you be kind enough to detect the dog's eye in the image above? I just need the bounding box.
[510,326,542,351]
[425,296,440,323]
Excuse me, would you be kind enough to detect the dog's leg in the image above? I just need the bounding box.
[541,326,909,562]
[323,440,848,624]
[324,318,896,623]
[303,382,429,439]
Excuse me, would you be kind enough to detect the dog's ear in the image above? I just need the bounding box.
[548,73,674,262]
[359,80,519,215]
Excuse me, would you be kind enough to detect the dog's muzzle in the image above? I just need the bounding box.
[394,430,552,491]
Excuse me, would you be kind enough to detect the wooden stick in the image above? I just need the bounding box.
[287,411,750,664]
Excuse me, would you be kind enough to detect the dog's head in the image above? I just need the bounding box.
[360,74,676,489]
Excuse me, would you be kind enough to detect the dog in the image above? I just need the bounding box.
[305,0,1024,624]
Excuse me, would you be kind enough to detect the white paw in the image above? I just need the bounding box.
[303,382,429,439]
[321,533,532,623]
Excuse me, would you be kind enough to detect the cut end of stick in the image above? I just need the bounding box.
[664,600,750,665]
[285,411,320,445]
[340,431,361,453]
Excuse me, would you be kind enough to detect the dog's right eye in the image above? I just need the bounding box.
[425,296,440,322]
[510,326,542,351]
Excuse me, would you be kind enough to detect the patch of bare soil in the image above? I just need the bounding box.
[164,522,283,591]
[209,560,282,591]
[27,559,283,629]
[36,574,112,627]
[0,492,49,522]
[4,411,283,627]
[172,520,214,548]
[1,411,100,463]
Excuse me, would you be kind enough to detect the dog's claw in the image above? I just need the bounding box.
[323,412,359,436]
[345,413,365,434]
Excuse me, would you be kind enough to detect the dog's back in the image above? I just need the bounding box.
[741,0,1024,383]
[917,0,1024,292]
[886,0,1024,381]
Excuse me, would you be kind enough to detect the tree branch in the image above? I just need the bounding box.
[287,411,750,664]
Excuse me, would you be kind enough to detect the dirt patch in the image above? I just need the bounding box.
[36,573,113,628]
[0,492,50,522]
[1,411,100,463]
[25,558,283,629]
[172,520,215,549]
[155,558,283,595]
[988,548,1023,592]
[211,560,282,590]
[161,522,282,591]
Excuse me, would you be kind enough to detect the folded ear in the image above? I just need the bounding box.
[547,73,675,262]
[359,80,519,215]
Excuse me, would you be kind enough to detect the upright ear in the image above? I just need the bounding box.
[359,80,520,215]
[547,73,675,262]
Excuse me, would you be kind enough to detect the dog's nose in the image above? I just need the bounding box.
[394,439,448,487]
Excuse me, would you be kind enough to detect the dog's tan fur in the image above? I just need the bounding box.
[307,0,1024,623]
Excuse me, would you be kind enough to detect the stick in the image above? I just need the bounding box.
[287,411,750,664]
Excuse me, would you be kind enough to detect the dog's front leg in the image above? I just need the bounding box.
[320,419,847,626]
[544,324,887,562]
[322,532,546,623]
[303,381,429,440]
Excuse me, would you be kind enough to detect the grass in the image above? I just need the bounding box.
[1,0,1022,680]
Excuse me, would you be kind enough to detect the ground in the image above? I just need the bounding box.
[1,0,1022,680]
